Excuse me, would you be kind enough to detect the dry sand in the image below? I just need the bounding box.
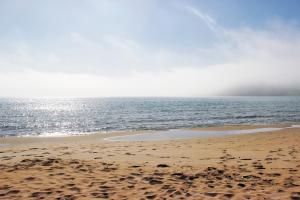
[0,125,300,199]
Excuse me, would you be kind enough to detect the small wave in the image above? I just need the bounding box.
[0,125,18,131]
[234,115,275,119]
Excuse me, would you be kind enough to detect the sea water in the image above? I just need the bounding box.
[0,97,299,137]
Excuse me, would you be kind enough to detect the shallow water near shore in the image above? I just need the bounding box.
[105,127,285,141]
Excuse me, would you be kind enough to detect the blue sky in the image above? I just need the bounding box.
[1,0,299,50]
[0,0,300,97]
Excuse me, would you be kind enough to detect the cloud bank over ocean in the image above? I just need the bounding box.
[0,1,299,97]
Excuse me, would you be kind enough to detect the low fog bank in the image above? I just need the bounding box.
[224,85,300,96]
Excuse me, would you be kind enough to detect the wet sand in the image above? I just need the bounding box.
[0,125,300,199]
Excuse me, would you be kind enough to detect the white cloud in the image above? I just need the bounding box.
[185,5,225,39]
[0,7,300,97]
[1,24,300,98]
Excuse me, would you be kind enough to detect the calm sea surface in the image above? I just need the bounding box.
[0,97,299,137]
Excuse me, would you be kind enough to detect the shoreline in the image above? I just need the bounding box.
[0,123,299,199]
[1,123,299,147]
[1,121,299,138]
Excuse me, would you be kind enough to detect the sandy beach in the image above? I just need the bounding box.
[1,0,300,199]
[0,125,300,200]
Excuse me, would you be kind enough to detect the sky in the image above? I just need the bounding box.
[0,0,300,97]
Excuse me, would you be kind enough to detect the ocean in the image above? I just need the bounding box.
[0,97,299,137]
